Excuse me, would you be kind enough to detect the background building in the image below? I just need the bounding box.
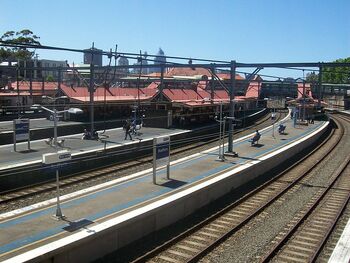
[151,48,166,73]
[84,47,103,66]
[118,56,129,74]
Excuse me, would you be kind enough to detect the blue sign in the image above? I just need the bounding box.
[156,143,170,160]
[14,119,30,141]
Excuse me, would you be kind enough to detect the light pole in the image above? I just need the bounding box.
[215,102,225,161]
[271,108,276,138]
[32,98,82,220]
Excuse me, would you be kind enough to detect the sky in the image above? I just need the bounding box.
[1,0,349,79]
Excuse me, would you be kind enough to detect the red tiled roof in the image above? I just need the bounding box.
[60,85,157,103]
[165,67,244,81]
[145,72,162,77]
[216,73,244,80]
[147,82,160,89]
[166,67,211,77]
[9,81,60,91]
[0,91,38,97]
[244,82,260,98]
[297,83,312,98]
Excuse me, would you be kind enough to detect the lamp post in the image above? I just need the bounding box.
[32,98,82,220]
[215,102,225,161]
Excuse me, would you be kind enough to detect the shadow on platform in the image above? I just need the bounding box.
[160,179,187,189]
[17,149,38,154]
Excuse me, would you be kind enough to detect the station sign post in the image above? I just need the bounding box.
[271,109,276,138]
[42,150,71,220]
[13,119,30,152]
[153,136,170,184]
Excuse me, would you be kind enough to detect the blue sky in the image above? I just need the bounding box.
[1,0,349,79]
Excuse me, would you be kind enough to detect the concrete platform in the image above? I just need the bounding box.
[0,116,329,263]
[0,126,189,171]
[0,118,84,134]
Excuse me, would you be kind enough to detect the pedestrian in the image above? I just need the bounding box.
[124,120,132,140]
[131,119,137,135]
[251,130,261,146]
[310,114,314,124]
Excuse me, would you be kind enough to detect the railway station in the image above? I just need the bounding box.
[1,41,350,262]
[0,112,331,262]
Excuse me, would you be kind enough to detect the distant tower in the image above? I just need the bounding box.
[142,51,148,74]
[152,48,166,73]
[118,56,129,73]
[84,47,103,66]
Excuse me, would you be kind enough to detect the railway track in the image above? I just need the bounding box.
[0,110,287,208]
[259,113,350,262]
[130,114,347,263]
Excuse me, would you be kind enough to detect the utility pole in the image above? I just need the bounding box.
[210,64,215,102]
[159,64,165,101]
[89,43,95,133]
[16,64,20,118]
[318,63,323,110]
[302,70,306,121]
[228,60,236,154]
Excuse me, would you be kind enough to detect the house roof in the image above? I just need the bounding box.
[8,81,60,91]
[60,85,157,103]
[0,91,41,97]
[296,83,312,98]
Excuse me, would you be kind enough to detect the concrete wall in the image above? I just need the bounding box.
[34,121,330,263]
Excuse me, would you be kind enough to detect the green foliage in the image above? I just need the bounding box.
[306,58,350,84]
[46,75,54,82]
[322,58,350,84]
[0,29,41,62]
[306,71,318,83]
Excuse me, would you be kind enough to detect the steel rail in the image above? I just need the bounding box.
[260,117,349,262]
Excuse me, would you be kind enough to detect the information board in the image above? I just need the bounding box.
[153,136,170,183]
[14,119,30,141]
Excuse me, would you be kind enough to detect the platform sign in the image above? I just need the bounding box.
[14,119,30,141]
[42,150,71,165]
[153,136,170,184]
[13,119,30,151]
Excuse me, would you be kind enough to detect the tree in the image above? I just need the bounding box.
[46,75,54,82]
[306,58,350,84]
[0,29,41,62]
[322,58,350,84]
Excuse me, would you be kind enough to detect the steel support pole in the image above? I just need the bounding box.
[159,64,164,101]
[16,66,20,118]
[222,117,226,161]
[218,102,223,161]
[210,64,215,102]
[153,138,156,184]
[318,63,323,109]
[54,168,64,219]
[89,62,95,133]
[228,60,236,153]
[53,108,64,219]
[53,108,58,149]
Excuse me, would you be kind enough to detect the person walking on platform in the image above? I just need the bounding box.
[251,130,261,146]
[124,120,133,140]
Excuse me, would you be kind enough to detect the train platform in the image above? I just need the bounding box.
[0,118,84,134]
[0,126,189,171]
[0,116,329,262]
